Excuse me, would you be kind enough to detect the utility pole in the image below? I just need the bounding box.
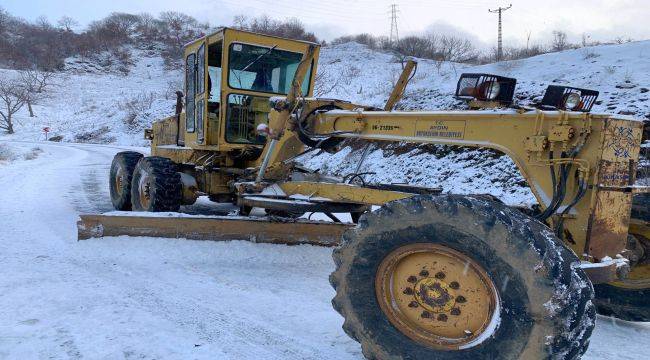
[389,3,399,46]
[489,4,512,61]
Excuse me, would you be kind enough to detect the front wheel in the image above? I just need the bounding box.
[330,195,595,360]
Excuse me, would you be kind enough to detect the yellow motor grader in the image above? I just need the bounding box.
[78,28,650,359]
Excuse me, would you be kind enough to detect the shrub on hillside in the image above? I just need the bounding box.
[121,92,157,131]
[331,33,477,63]
[0,8,209,71]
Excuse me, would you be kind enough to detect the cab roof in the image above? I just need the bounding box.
[184,27,320,49]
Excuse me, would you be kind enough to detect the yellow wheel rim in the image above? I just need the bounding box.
[375,243,499,350]
[137,169,152,209]
[114,164,125,196]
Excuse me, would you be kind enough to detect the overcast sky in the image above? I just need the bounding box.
[4,0,650,47]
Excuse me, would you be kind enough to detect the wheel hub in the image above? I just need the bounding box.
[114,165,125,195]
[413,277,455,313]
[138,170,152,208]
[376,243,499,350]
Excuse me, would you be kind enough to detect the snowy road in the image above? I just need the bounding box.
[0,141,648,359]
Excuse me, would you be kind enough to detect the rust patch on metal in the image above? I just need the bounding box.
[588,119,644,259]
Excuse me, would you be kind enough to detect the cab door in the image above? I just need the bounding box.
[184,39,208,146]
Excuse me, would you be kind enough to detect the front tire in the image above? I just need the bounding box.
[330,195,595,360]
[109,151,143,210]
[130,157,182,212]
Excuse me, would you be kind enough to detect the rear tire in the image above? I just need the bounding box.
[109,151,143,210]
[130,157,182,212]
[631,193,649,221]
[594,284,650,322]
[330,195,595,360]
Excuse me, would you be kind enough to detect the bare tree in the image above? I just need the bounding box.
[135,13,159,41]
[159,11,200,48]
[439,35,477,62]
[19,70,55,117]
[56,16,78,32]
[34,15,52,29]
[0,79,28,134]
[552,30,569,52]
[581,33,590,47]
[232,15,248,29]
[232,14,317,42]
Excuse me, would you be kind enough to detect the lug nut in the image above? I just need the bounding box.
[450,308,461,316]
[449,281,460,289]
[435,271,446,279]
[403,287,414,295]
[437,314,448,322]
[419,270,429,277]
[421,311,431,319]
[407,276,418,283]
[408,301,419,308]
[456,295,467,303]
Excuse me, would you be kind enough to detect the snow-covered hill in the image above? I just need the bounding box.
[1,41,648,205]
[307,41,650,205]
[0,49,181,146]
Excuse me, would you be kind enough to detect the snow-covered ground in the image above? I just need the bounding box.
[0,140,648,359]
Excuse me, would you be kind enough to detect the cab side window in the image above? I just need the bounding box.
[185,53,196,133]
[208,41,223,115]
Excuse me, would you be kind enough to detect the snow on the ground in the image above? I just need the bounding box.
[0,142,43,164]
[0,49,181,146]
[0,141,648,359]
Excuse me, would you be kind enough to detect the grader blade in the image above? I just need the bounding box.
[77,214,352,246]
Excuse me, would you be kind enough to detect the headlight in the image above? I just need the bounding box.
[455,73,517,106]
[563,92,582,110]
[540,85,599,112]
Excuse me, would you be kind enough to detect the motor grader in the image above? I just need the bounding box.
[78,28,650,359]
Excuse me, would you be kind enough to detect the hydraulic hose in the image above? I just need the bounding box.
[554,178,588,238]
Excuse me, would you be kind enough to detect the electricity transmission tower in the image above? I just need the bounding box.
[389,3,399,45]
[489,4,512,61]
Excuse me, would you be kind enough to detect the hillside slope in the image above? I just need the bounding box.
[307,41,650,205]
[1,41,648,205]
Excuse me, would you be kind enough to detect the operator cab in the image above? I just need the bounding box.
[181,28,319,153]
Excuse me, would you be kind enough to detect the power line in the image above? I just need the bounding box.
[489,3,512,61]
[389,3,399,45]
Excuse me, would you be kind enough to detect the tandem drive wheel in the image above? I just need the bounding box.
[130,157,182,212]
[330,195,595,360]
[109,151,143,210]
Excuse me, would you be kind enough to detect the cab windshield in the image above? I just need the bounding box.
[228,43,311,95]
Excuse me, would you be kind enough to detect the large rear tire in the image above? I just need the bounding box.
[130,157,182,212]
[631,193,649,222]
[109,151,143,210]
[330,195,595,360]
[593,283,650,322]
